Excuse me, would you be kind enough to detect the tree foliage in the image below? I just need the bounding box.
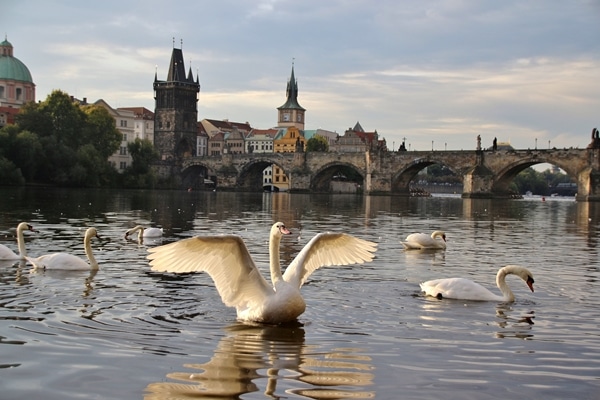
[1,90,122,187]
[306,135,329,152]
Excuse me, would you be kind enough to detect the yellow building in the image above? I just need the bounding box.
[273,126,305,153]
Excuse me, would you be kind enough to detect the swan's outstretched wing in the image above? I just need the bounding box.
[282,232,377,288]
[147,235,273,307]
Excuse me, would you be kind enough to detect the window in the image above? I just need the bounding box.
[119,161,127,170]
[122,134,127,141]
[120,120,127,127]
[0,86,4,98]
[120,146,127,155]
[16,88,22,100]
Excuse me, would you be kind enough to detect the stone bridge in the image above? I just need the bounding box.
[177,148,600,201]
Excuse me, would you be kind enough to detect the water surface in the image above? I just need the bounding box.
[0,187,599,399]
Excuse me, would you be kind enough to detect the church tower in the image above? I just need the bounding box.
[153,41,200,162]
[277,63,305,130]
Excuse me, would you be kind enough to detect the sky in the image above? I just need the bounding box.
[3,0,600,153]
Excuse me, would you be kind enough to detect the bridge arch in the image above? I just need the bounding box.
[237,158,288,191]
[311,161,365,192]
[181,163,216,190]
[492,156,582,196]
[391,158,460,194]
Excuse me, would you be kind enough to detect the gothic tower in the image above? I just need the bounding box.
[277,64,305,130]
[153,42,200,162]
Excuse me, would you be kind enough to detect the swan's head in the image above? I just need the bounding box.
[18,222,39,233]
[271,222,292,237]
[433,231,446,242]
[124,226,143,239]
[504,265,535,292]
[85,227,101,241]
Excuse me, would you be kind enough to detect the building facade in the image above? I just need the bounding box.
[0,37,35,127]
[95,99,136,172]
[118,107,155,143]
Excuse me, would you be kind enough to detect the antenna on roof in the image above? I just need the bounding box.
[181,38,183,49]
[172,37,175,48]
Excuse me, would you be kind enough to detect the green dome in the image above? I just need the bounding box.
[0,39,33,83]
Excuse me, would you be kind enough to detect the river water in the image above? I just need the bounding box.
[0,187,598,399]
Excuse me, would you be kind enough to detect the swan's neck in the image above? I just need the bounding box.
[496,267,515,302]
[17,226,27,257]
[85,235,99,270]
[269,234,283,285]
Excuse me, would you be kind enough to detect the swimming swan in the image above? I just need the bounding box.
[401,231,446,250]
[125,225,163,239]
[27,227,101,271]
[0,222,38,260]
[420,265,535,302]
[147,222,378,324]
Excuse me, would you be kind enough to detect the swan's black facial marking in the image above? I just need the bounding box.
[436,293,443,300]
[526,276,535,292]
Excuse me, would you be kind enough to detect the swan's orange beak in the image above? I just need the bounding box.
[279,225,291,235]
[526,276,535,292]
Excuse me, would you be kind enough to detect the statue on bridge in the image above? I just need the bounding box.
[588,127,600,149]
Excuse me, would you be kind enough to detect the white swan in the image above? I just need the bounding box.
[420,265,535,302]
[27,227,101,271]
[0,222,38,260]
[125,225,163,240]
[401,231,446,250]
[147,222,378,324]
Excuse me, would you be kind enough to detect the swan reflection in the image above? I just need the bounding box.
[494,305,535,339]
[145,322,375,399]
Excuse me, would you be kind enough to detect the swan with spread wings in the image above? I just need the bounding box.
[147,222,377,324]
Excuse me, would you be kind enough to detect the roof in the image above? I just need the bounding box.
[203,119,252,132]
[277,65,305,111]
[117,107,154,120]
[0,38,33,83]
[247,128,279,138]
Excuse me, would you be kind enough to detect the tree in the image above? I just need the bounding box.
[2,90,124,187]
[513,167,549,195]
[37,90,86,146]
[81,104,122,159]
[306,136,329,152]
[122,138,159,187]
[127,138,158,174]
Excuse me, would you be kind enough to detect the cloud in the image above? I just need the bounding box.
[3,0,600,153]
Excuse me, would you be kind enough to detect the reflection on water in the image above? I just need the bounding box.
[494,305,536,339]
[145,323,374,399]
[1,187,600,399]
